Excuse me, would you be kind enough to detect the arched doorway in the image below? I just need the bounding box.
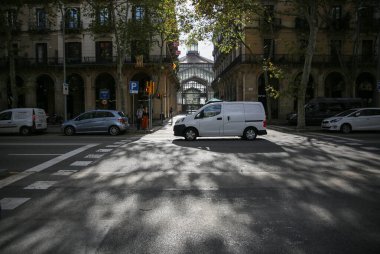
[7,76,25,108]
[325,72,345,97]
[356,72,375,106]
[258,73,279,119]
[36,74,55,114]
[95,73,116,109]
[67,73,84,118]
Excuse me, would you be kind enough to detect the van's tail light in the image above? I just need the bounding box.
[117,118,125,124]
[263,119,267,128]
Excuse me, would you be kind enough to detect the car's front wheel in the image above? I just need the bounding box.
[109,125,120,136]
[184,127,197,141]
[64,126,75,136]
[340,123,352,134]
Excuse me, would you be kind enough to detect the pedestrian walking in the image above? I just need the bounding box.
[136,104,143,130]
[169,106,173,118]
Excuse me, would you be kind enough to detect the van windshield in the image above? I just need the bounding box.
[335,109,357,117]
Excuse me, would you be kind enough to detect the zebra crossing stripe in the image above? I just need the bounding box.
[70,161,93,166]
[96,149,113,153]
[1,198,30,210]
[52,170,78,176]
[24,181,57,190]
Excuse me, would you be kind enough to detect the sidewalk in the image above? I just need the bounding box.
[267,120,321,133]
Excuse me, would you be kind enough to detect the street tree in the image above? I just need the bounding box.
[0,0,25,108]
[182,0,283,122]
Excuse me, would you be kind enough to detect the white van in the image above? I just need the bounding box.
[174,101,267,140]
[0,108,47,135]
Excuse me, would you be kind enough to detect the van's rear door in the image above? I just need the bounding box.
[223,103,245,135]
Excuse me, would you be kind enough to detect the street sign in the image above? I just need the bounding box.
[130,81,139,94]
[99,89,110,100]
[63,83,69,95]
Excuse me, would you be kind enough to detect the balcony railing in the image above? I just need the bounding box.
[214,54,378,79]
[0,55,174,68]
[61,21,83,34]
[29,21,52,34]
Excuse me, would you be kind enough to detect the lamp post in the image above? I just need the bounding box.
[61,2,68,121]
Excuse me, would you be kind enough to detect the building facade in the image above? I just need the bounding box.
[212,1,380,120]
[177,44,214,113]
[0,1,179,121]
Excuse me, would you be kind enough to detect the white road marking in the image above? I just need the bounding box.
[96,149,113,153]
[106,145,120,148]
[85,154,105,159]
[8,154,63,156]
[114,142,126,145]
[363,147,380,151]
[52,170,78,176]
[70,161,93,166]
[24,181,57,190]
[1,198,30,210]
[0,144,98,189]
[345,143,362,146]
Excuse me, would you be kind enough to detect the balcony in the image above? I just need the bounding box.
[61,21,83,34]
[0,55,174,68]
[29,22,52,34]
[89,21,113,34]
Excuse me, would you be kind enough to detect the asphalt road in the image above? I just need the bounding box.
[0,120,380,253]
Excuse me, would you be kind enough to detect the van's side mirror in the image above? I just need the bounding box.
[195,112,203,119]
[354,112,360,117]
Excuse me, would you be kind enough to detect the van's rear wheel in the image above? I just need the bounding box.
[341,123,352,134]
[244,127,257,141]
[184,128,197,141]
[20,126,31,136]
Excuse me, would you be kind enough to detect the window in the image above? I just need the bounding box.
[65,8,80,29]
[76,112,94,121]
[96,41,112,62]
[263,39,274,59]
[36,8,47,29]
[0,111,12,121]
[95,111,114,118]
[134,6,145,20]
[66,42,81,63]
[36,43,47,64]
[330,40,341,61]
[198,104,221,118]
[362,40,373,58]
[98,7,110,26]
[6,9,17,27]
[331,5,342,30]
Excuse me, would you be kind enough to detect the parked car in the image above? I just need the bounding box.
[61,110,129,136]
[287,97,363,125]
[0,108,47,135]
[321,108,380,133]
[174,101,267,141]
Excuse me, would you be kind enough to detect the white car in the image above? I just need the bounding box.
[321,108,380,134]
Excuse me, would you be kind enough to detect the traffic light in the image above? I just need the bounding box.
[145,81,155,95]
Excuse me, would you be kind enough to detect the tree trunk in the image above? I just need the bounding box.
[297,3,318,129]
[7,35,18,108]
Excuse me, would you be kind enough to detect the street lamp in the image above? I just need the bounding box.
[61,2,68,121]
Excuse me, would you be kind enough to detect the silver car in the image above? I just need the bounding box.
[321,108,380,134]
[61,110,129,136]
